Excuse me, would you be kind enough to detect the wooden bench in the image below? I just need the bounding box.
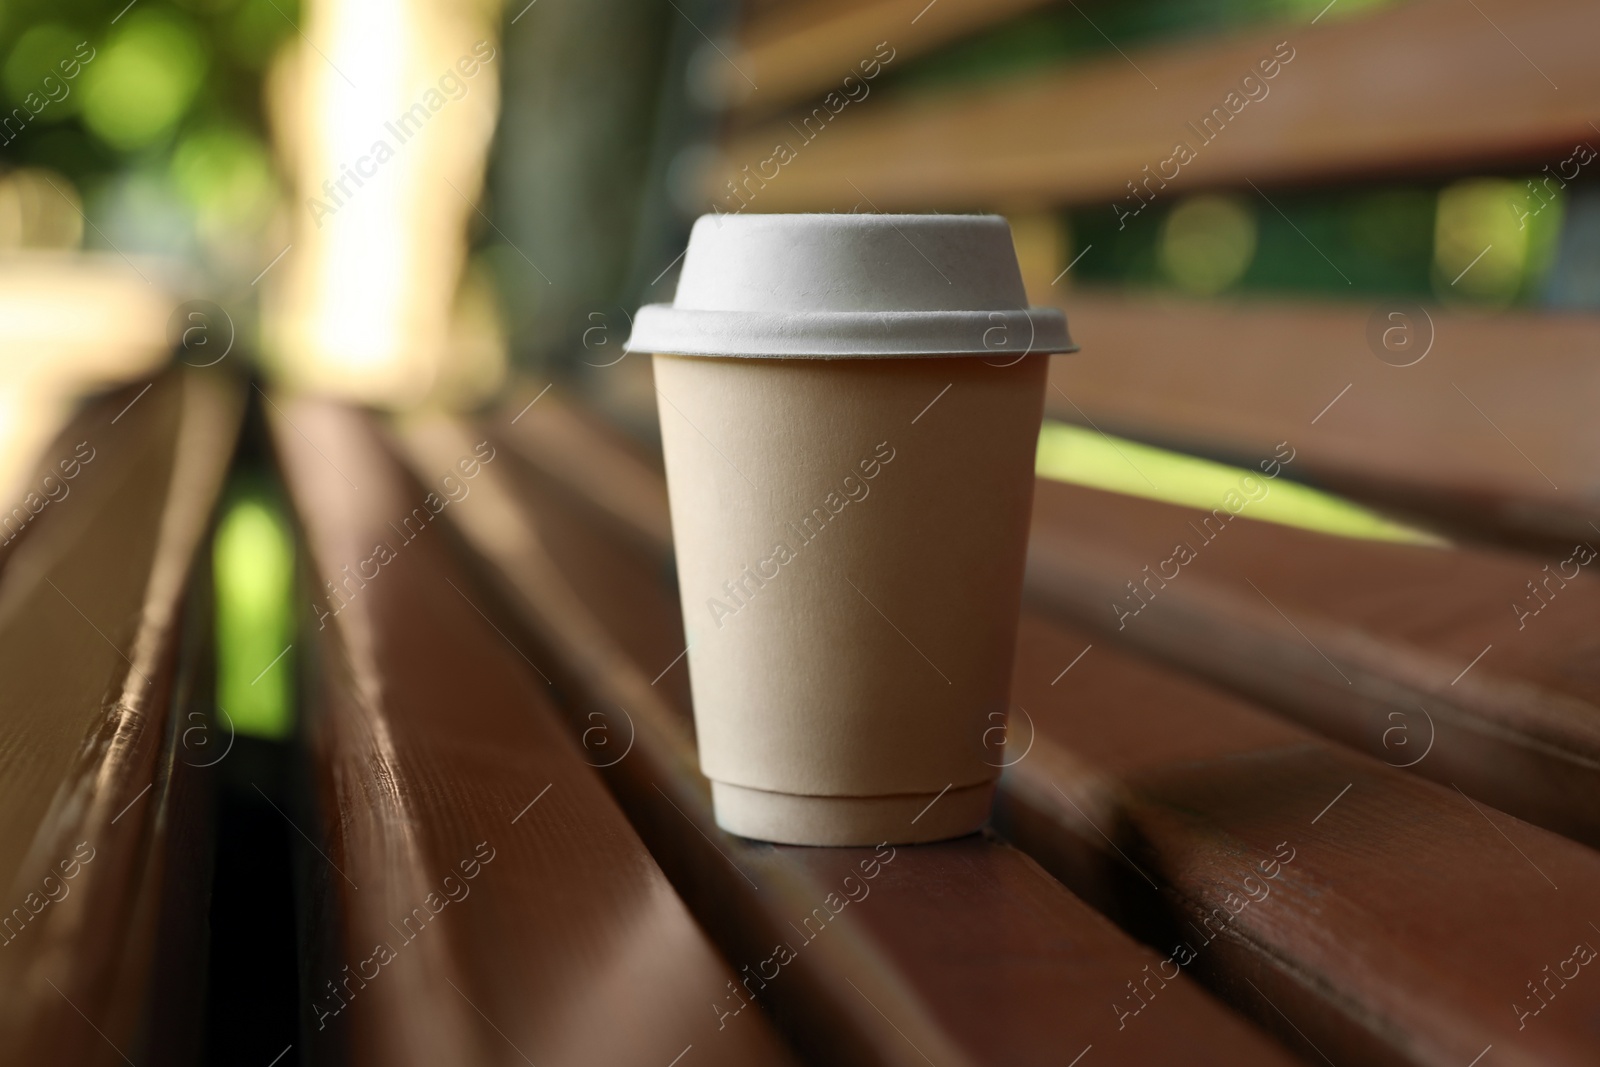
[1044,296,1600,547]
[719,0,1055,119]
[396,411,1299,1066]
[715,0,1600,208]
[0,370,241,1065]
[477,389,1600,1065]
[271,399,796,1066]
[1026,479,1600,848]
[8,0,1598,1060]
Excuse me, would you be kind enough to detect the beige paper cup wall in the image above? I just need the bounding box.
[629,214,1074,846]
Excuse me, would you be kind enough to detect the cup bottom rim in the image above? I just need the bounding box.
[710,779,994,847]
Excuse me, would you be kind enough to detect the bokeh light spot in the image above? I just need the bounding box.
[80,13,207,151]
[4,24,85,118]
[1432,177,1558,304]
[170,124,278,244]
[1159,194,1258,295]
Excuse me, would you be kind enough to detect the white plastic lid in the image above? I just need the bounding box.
[626,213,1076,358]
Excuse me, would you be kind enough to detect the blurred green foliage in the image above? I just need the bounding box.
[1068,178,1564,303]
[81,13,208,150]
[1071,185,1439,298]
[214,479,296,740]
[0,0,297,264]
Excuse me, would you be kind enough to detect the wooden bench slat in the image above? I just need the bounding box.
[725,0,1053,120]
[999,611,1600,1066]
[0,371,242,1064]
[0,398,82,578]
[493,388,1600,1065]
[713,0,1599,210]
[497,385,673,560]
[1026,478,1600,849]
[407,412,1302,1067]
[489,390,1600,1062]
[271,401,797,1067]
[496,394,1600,852]
[1045,295,1600,546]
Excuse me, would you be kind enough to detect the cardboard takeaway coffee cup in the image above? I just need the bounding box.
[626,213,1075,846]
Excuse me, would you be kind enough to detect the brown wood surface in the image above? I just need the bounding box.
[270,399,797,1067]
[1046,294,1600,547]
[495,393,1600,850]
[723,0,1053,119]
[496,386,672,559]
[0,400,85,579]
[0,370,243,1065]
[714,0,1599,209]
[486,386,1600,1062]
[999,611,1600,1067]
[1026,478,1600,850]
[404,411,1302,1067]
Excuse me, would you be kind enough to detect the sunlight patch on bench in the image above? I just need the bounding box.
[1036,420,1445,547]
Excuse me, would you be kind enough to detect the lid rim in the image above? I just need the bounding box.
[624,304,1076,359]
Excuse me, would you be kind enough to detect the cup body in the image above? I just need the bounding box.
[653,351,1048,845]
